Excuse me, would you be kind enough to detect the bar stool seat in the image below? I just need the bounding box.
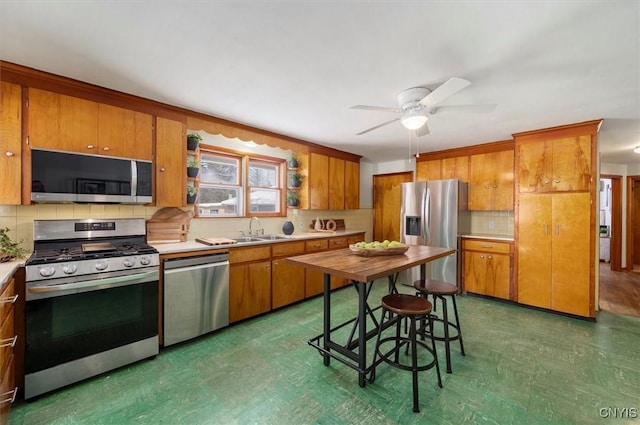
[414,279,465,374]
[370,293,442,413]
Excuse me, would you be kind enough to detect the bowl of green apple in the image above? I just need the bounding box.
[349,240,409,256]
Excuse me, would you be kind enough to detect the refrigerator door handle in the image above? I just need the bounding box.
[423,187,431,243]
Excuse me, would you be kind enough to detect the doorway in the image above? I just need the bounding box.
[372,172,412,242]
[628,176,640,271]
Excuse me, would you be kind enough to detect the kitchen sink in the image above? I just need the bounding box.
[231,237,264,244]
[257,235,292,241]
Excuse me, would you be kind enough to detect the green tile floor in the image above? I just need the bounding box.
[10,282,640,425]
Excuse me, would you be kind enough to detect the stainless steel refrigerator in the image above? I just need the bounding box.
[399,179,469,289]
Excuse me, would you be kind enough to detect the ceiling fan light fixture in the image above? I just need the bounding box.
[400,111,428,130]
[634,146,640,154]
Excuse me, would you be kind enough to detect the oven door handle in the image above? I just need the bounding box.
[27,270,158,295]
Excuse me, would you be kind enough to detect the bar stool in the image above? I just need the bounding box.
[370,293,442,413]
[413,279,465,373]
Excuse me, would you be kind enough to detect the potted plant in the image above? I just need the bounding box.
[0,227,27,263]
[289,172,303,188]
[288,152,299,168]
[287,190,300,207]
[187,133,202,151]
[187,156,200,177]
[186,186,198,204]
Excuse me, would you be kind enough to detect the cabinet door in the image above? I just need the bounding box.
[442,156,469,182]
[517,140,552,193]
[98,104,152,160]
[155,117,185,207]
[328,157,345,210]
[272,259,305,309]
[344,160,360,209]
[308,152,329,209]
[416,159,441,181]
[486,254,510,300]
[0,82,22,205]
[551,193,591,316]
[463,251,485,294]
[29,88,99,153]
[305,268,324,298]
[469,151,514,210]
[517,194,552,308]
[552,136,591,192]
[229,260,271,322]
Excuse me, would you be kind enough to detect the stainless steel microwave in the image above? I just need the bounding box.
[31,148,153,204]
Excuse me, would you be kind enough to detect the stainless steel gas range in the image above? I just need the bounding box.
[24,218,160,399]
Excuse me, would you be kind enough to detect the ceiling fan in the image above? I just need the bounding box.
[351,77,495,137]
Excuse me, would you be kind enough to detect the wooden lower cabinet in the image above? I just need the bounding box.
[0,276,17,425]
[304,239,328,297]
[517,192,592,317]
[463,239,512,300]
[272,241,306,309]
[229,246,272,323]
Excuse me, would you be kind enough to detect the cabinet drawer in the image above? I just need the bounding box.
[271,241,306,257]
[463,239,512,254]
[328,237,348,249]
[0,279,15,324]
[0,308,15,376]
[306,239,328,252]
[229,246,272,263]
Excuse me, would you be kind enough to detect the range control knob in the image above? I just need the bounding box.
[39,266,56,277]
[123,257,136,268]
[139,255,151,266]
[95,260,108,271]
[62,264,78,275]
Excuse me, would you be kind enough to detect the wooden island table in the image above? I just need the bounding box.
[286,245,455,387]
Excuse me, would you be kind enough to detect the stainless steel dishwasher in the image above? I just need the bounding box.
[163,253,230,346]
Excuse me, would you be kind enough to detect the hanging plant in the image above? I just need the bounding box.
[187,133,202,151]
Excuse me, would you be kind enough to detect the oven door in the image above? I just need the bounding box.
[25,268,159,376]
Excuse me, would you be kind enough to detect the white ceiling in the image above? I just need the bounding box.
[1,1,638,164]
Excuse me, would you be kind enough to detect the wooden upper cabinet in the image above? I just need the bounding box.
[416,159,441,181]
[442,156,469,183]
[29,88,99,153]
[155,117,186,207]
[98,104,152,160]
[345,160,360,209]
[29,88,153,160]
[0,82,22,205]
[308,152,329,209]
[328,157,345,210]
[469,150,514,210]
[515,121,596,193]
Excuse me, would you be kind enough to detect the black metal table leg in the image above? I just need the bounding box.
[358,279,367,387]
[323,272,331,366]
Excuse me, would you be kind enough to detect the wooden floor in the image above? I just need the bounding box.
[599,261,640,317]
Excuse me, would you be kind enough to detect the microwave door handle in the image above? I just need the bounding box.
[28,270,157,296]
[131,160,137,197]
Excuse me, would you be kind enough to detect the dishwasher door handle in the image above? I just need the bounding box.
[164,261,230,275]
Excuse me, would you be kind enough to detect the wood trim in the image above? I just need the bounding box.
[416,139,514,162]
[626,176,640,270]
[512,119,603,142]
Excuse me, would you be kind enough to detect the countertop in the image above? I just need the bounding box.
[0,258,25,290]
[151,229,367,255]
[461,233,514,242]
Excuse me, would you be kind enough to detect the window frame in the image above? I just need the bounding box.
[196,145,287,218]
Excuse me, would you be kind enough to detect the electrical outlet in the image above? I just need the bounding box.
[488,220,495,230]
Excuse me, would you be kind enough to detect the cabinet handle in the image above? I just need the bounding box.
[479,255,485,259]
[543,180,550,184]
[492,184,497,188]
[488,255,493,259]
[555,179,561,183]
[0,335,17,349]
[5,151,15,157]
[481,245,493,249]
[160,167,166,172]
[103,146,110,151]
[0,294,18,304]
[87,144,94,149]
[0,387,18,405]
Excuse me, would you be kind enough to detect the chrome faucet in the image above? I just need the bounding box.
[249,217,263,236]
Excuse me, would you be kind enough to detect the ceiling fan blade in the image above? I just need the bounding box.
[419,77,471,108]
[416,121,430,137]
[350,105,402,113]
[356,117,400,135]
[434,104,497,114]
